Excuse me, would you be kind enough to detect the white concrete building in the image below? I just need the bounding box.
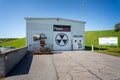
[25,17,85,51]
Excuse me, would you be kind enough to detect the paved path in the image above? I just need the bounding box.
[6,51,120,80]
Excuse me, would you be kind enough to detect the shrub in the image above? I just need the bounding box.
[115,23,120,32]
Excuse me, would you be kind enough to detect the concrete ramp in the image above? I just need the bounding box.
[6,53,57,80]
[0,47,27,78]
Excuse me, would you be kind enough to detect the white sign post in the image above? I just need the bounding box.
[98,37,118,51]
[92,44,94,51]
[99,37,118,46]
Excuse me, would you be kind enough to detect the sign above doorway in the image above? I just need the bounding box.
[53,25,71,32]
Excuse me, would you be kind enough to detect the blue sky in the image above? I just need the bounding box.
[0,0,120,38]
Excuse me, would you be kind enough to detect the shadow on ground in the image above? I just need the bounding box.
[7,52,33,77]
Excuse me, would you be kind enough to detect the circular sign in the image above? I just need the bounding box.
[55,33,69,46]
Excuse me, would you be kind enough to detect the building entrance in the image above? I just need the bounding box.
[73,37,83,50]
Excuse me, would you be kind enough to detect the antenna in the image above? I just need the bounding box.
[81,0,85,20]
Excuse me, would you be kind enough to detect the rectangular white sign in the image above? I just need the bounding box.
[99,37,118,46]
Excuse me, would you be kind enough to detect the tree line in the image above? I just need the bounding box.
[0,38,18,43]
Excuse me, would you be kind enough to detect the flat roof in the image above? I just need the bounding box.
[25,17,86,24]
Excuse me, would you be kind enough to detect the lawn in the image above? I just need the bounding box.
[85,30,120,56]
[0,38,26,48]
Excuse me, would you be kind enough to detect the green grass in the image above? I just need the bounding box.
[0,38,26,48]
[96,48,120,57]
[85,30,120,56]
[85,30,120,47]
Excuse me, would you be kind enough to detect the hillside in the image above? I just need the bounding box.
[0,38,26,48]
[85,30,120,56]
[85,30,120,48]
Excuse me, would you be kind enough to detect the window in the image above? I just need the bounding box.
[33,34,40,41]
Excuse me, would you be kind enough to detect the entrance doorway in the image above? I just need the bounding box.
[73,37,83,50]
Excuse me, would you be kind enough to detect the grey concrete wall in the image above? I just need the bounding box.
[0,47,27,78]
[0,57,5,78]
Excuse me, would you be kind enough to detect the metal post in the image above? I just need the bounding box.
[92,44,94,51]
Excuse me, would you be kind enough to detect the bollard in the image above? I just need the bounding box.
[92,44,94,51]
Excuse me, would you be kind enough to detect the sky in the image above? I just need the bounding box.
[0,0,120,38]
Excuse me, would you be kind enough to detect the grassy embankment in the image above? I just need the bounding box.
[0,38,26,48]
[85,30,120,56]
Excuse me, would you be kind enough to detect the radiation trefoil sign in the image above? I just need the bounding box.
[55,33,69,46]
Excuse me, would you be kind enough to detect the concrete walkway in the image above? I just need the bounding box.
[6,51,120,80]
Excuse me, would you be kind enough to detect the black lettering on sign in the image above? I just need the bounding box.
[53,25,71,32]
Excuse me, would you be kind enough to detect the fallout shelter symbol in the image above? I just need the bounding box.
[55,33,69,46]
